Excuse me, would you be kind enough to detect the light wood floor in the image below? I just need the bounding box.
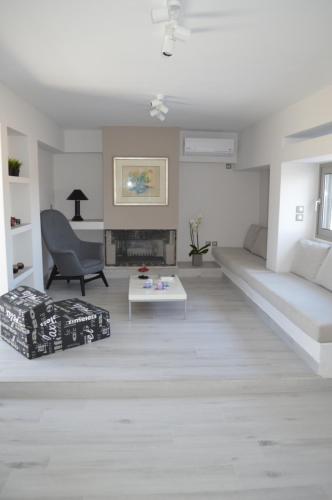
[1,276,332,499]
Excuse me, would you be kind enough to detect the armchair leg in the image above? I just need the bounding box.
[46,265,57,290]
[80,277,86,296]
[100,271,109,288]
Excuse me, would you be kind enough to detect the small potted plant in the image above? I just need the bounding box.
[8,158,22,177]
[189,216,210,266]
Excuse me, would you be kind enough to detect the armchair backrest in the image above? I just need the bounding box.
[40,209,80,255]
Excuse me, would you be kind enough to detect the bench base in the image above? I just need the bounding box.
[221,267,332,378]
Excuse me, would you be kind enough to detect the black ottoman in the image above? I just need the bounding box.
[53,299,111,350]
[0,286,62,359]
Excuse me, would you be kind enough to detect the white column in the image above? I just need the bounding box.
[0,123,11,294]
[30,137,44,291]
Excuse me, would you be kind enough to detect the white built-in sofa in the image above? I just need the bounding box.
[212,225,332,377]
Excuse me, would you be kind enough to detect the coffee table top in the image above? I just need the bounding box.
[128,275,187,302]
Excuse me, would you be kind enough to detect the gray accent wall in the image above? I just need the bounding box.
[103,127,179,230]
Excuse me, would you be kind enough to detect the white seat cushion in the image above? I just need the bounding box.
[315,249,332,292]
[251,227,267,259]
[212,247,266,281]
[290,239,330,281]
[243,224,261,252]
[246,270,332,343]
[212,244,332,343]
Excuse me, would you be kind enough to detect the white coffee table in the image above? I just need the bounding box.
[128,275,187,320]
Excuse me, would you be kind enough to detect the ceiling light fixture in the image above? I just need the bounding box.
[151,0,191,57]
[150,94,169,121]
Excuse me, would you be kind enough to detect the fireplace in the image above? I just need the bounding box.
[105,230,176,266]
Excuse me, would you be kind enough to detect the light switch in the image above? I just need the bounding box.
[296,205,304,213]
[296,213,304,221]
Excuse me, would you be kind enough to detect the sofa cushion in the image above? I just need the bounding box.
[243,224,261,252]
[245,269,332,343]
[290,239,330,281]
[251,227,267,259]
[315,249,332,292]
[212,247,266,282]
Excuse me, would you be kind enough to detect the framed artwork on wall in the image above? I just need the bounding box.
[113,157,168,206]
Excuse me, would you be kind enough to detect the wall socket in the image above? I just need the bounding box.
[212,241,218,246]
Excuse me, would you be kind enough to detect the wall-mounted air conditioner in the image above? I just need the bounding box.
[180,130,238,163]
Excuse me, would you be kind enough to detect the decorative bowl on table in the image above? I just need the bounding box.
[138,265,150,279]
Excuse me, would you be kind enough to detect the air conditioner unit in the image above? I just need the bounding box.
[180,131,238,163]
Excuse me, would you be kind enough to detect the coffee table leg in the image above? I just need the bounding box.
[129,301,132,321]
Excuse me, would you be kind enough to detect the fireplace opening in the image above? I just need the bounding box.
[105,230,176,266]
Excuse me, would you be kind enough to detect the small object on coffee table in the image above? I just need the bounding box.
[13,264,19,274]
[138,264,150,279]
[17,262,24,270]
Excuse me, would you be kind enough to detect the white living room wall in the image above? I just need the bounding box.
[177,163,261,262]
[38,146,55,276]
[277,162,320,271]
[0,82,63,294]
[259,168,270,227]
[238,85,332,272]
[38,147,54,211]
[53,153,103,221]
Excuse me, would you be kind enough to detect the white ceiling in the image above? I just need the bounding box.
[0,0,331,130]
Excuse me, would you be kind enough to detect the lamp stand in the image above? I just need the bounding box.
[72,200,83,221]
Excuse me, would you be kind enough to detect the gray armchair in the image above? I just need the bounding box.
[40,209,108,296]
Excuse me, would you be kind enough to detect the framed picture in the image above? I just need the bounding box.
[113,157,168,206]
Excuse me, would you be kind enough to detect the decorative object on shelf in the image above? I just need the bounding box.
[10,217,21,227]
[138,264,150,279]
[8,157,22,177]
[13,262,24,275]
[67,189,88,221]
[189,215,210,267]
[113,157,168,206]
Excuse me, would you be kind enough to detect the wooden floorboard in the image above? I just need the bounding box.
[1,276,332,498]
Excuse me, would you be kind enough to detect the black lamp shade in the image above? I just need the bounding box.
[67,189,88,201]
[67,189,88,221]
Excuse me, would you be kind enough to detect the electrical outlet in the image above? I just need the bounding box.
[212,241,218,246]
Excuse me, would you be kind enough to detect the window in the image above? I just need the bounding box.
[317,163,332,241]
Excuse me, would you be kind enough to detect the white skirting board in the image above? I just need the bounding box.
[221,266,332,378]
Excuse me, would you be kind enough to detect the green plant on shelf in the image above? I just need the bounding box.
[8,157,22,177]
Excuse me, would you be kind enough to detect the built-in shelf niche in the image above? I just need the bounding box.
[7,127,30,178]
[9,182,31,225]
[11,223,32,236]
[12,266,34,287]
[8,176,30,184]
[12,230,33,272]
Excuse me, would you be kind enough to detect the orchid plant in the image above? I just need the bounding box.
[189,216,210,256]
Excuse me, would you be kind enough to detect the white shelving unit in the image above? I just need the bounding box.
[11,223,32,235]
[8,176,30,184]
[69,219,104,230]
[0,125,43,291]
[12,266,34,286]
